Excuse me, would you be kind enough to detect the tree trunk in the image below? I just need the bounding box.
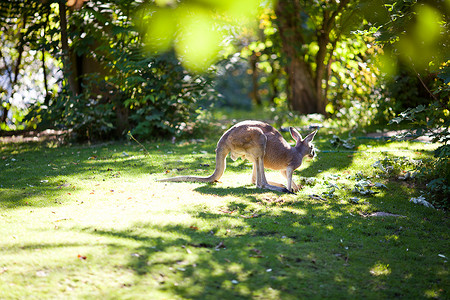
[268,65,280,105]
[286,58,318,113]
[59,1,78,96]
[42,49,50,106]
[275,0,318,114]
[249,53,262,106]
[314,1,349,115]
[323,40,338,112]
[275,0,351,115]
[315,33,329,115]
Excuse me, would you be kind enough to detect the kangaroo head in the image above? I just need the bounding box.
[289,127,317,158]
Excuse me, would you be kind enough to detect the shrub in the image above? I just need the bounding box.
[388,65,450,209]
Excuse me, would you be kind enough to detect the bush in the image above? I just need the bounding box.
[388,65,450,209]
[26,49,216,141]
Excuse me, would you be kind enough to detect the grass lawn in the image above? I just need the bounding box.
[0,123,448,299]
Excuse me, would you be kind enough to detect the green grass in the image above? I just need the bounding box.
[0,128,448,299]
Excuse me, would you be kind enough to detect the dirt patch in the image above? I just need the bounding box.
[0,129,68,144]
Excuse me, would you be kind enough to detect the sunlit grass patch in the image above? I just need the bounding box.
[370,262,391,276]
[0,134,448,299]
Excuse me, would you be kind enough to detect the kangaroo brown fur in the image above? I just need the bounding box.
[158,120,317,193]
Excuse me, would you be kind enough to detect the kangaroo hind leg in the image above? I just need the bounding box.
[252,133,292,194]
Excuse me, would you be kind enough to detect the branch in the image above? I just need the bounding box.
[325,0,350,33]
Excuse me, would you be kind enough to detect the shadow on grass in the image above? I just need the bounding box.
[78,191,448,299]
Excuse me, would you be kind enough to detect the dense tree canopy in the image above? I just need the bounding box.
[0,0,448,138]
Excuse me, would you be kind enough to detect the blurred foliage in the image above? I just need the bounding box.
[368,0,450,206]
[137,0,270,73]
[1,0,449,146]
[367,0,449,120]
[368,0,449,74]
[212,55,253,109]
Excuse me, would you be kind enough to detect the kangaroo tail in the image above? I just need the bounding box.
[158,145,229,183]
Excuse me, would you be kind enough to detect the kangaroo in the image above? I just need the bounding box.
[158,120,317,193]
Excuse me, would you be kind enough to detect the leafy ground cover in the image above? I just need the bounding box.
[0,123,448,299]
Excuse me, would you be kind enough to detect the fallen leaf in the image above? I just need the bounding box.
[250,248,262,255]
[54,218,68,222]
[189,243,214,248]
[240,213,259,219]
[57,183,70,189]
[215,241,226,249]
[219,209,236,214]
[181,245,192,254]
[410,195,434,209]
[349,197,360,203]
[189,226,199,230]
[374,182,387,189]
[36,270,49,277]
[309,194,327,201]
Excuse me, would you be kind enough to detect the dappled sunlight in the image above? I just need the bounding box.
[0,0,448,296]
[370,262,391,277]
[1,136,448,298]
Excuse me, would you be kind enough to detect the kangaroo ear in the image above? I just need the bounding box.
[289,127,302,143]
[304,130,317,143]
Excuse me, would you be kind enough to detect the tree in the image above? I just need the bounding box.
[275,0,359,114]
[18,0,218,140]
[59,0,79,97]
[372,0,450,208]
